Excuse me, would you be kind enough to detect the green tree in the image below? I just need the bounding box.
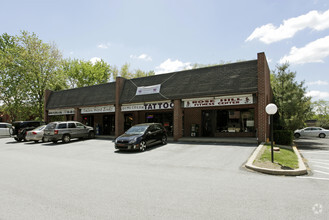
[271,63,312,131]
[311,100,329,128]
[0,33,29,121]
[134,69,155,78]
[119,63,134,79]
[62,58,112,88]
[18,31,64,120]
[114,63,154,79]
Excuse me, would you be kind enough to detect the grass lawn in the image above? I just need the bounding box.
[259,144,299,169]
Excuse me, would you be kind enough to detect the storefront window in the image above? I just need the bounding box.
[216,109,255,133]
[145,113,173,136]
[124,114,134,131]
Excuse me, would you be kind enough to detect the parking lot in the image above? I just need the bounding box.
[295,137,329,181]
[1,137,329,219]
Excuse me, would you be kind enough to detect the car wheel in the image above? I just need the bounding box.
[140,141,146,152]
[294,133,300,138]
[88,131,95,139]
[62,134,71,143]
[319,133,326,138]
[161,135,167,145]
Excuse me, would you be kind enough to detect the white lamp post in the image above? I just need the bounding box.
[266,103,278,163]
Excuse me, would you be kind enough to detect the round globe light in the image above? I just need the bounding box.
[266,103,278,115]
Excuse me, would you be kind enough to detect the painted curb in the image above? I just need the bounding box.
[245,142,308,176]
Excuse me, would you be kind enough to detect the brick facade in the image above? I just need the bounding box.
[43,52,271,142]
[115,77,125,137]
[173,99,183,141]
[257,52,272,142]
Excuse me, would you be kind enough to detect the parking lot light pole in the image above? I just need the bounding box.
[266,103,278,163]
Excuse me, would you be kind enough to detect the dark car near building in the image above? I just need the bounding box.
[43,121,95,143]
[115,123,167,152]
[11,121,46,142]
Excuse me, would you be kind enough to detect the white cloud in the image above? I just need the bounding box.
[97,43,110,49]
[246,9,329,44]
[306,90,329,100]
[306,80,328,86]
[279,35,329,64]
[130,53,152,61]
[155,59,192,74]
[90,57,101,65]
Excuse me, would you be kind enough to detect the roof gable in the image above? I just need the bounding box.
[120,60,258,103]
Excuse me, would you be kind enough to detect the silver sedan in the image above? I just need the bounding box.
[294,127,329,138]
[25,125,47,143]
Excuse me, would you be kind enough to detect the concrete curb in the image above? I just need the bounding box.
[245,143,308,176]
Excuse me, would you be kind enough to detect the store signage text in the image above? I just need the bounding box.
[48,108,75,115]
[183,95,253,108]
[81,105,115,114]
[122,101,174,112]
[136,84,161,95]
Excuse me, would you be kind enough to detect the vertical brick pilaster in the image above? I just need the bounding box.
[173,99,183,141]
[115,77,126,137]
[44,89,52,123]
[74,107,82,122]
[257,52,272,143]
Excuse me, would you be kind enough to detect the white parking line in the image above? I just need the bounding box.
[314,170,329,175]
[310,161,329,166]
[297,176,329,181]
[300,151,329,155]
[314,165,329,170]
[309,159,329,162]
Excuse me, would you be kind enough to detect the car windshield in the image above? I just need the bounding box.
[45,123,57,130]
[34,125,46,131]
[125,125,148,135]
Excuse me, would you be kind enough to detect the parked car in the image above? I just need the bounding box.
[25,125,47,143]
[115,123,167,152]
[11,121,46,142]
[0,122,12,138]
[294,127,329,138]
[43,121,95,143]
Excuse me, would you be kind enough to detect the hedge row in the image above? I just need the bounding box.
[273,130,293,145]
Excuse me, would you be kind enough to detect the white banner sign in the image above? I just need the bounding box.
[183,94,253,108]
[122,101,174,112]
[136,84,161,95]
[81,105,115,114]
[48,108,75,115]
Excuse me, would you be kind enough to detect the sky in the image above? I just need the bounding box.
[1,0,329,101]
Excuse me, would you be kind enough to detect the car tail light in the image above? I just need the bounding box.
[32,132,37,135]
[54,130,58,135]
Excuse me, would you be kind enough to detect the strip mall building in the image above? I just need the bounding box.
[44,52,272,142]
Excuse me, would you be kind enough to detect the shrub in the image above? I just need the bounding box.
[273,130,293,145]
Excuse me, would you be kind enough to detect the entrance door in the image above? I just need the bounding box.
[202,110,215,137]
[103,115,115,135]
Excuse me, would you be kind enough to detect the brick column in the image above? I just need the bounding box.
[257,52,272,143]
[44,89,52,123]
[173,99,183,141]
[115,77,126,137]
[74,107,82,122]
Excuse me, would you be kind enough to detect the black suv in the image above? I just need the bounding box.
[115,123,167,152]
[11,121,46,142]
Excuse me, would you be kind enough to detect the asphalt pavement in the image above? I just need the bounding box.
[295,138,329,181]
[0,137,328,219]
